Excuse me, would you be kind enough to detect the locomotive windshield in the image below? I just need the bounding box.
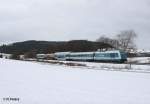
[120,52,127,59]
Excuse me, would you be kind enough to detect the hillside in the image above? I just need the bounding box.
[0,40,113,54]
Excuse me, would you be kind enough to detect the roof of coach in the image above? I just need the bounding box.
[69,52,94,55]
[95,50,122,54]
[54,50,126,55]
[54,52,70,55]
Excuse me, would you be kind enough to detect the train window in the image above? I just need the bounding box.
[66,54,69,57]
[121,53,127,59]
[57,55,63,58]
[115,53,119,57]
[105,54,110,57]
[110,53,118,58]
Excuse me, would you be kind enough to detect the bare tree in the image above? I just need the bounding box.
[96,30,137,52]
[116,30,137,51]
[96,35,106,42]
[96,35,118,49]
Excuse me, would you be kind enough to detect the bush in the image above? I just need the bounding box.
[11,53,20,60]
[0,54,2,58]
[24,51,36,58]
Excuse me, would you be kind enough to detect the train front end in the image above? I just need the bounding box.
[119,51,127,63]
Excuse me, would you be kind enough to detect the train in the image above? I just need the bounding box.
[54,50,127,63]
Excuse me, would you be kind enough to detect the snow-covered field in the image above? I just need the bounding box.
[0,58,150,104]
[128,57,150,64]
[40,59,150,73]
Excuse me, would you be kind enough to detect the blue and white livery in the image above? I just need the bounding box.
[54,50,127,63]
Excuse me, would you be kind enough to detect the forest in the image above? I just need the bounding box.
[0,40,113,55]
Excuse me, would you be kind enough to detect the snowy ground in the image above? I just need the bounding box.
[128,57,150,64]
[40,59,150,73]
[0,59,150,104]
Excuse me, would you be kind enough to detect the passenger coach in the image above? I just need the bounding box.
[54,50,127,63]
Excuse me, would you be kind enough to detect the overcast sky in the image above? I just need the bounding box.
[0,0,150,49]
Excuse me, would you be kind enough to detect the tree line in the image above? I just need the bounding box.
[0,40,113,59]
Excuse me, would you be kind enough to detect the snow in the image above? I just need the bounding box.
[128,57,150,64]
[43,60,150,73]
[136,49,150,53]
[0,58,150,104]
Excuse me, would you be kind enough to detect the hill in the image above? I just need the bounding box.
[0,40,113,54]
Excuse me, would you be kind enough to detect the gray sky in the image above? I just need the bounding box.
[0,0,150,49]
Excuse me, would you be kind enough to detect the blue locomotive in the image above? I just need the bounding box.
[54,50,127,63]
